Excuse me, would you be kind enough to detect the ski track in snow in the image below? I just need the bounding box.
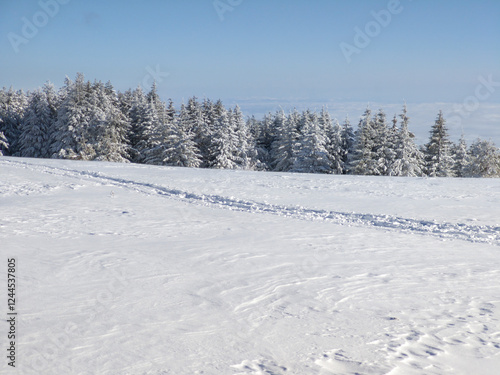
[3,158,499,246]
[3,158,500,374]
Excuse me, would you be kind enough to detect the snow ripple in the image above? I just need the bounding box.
[4,159,500,246]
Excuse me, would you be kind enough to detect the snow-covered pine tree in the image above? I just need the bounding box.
[0,87,27,155]
[0,89,9,134]
[196,98,217,167]
[465,139,500,178]
[42,82,59,153]
[271,109,300,172]
[371,109,390,175]
[156,97,182,163]
[138,83,182,165]
[162,116,201,168]
[319,108,343,174]
[146,82,167,121]
[56,79,123,161]
[127,86,150,162]
[232,104,255,170]
[318,107,333,135]
[384,114,399,173]
[166,99,176,123]
[134,101,163,165]
[330,120,345,174]
[117,88,134,118]
[292,111,331,174]
[340,116,355,174]
[177,102,188,129]
[451,134,470,178]
[18,89,53,158]
[0,129,8,155]
[247,116,265,170]
[140,121,170,166]
[209,109,239,169]
[48,77,71,157]
[250,113,275,170]
[182,97,208,165]
[350,107,378,175]
[92,81,130,162]
[424,110,455,177]
[388,105,424,177]
[77,81,104,160]
[50,73,93,159]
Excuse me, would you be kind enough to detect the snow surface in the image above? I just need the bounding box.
[1,156,500,375]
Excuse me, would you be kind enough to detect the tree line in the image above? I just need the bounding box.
[1,73,499,178]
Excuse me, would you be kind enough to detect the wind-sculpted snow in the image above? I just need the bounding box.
[3,158,499,246]
[2,157,500,374]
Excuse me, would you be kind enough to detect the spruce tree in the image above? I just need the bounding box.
[93,81,130,162]
[42,82,59,154]
[232,105,255,169]
[134,101,162,164]
[465,139,500,178]
[371,109,390,175]
[127,86,151,162]
[181,97,210,165]
[351,107,378,175]
[50,73,93,159]
[327,120,345,174]
[384,115,399,173]
[209,109,239,169]
[249,114,273,170]
[162,119,201,168]
[18,89,53,158]
[194,99,215,167]
[388,105,424,177]
[271,109,299,172]
[0,87,27,155]
[146,82,167,120]
[292,111,331,173]
[319,108,343,174]
[340,116,355,174]
[424,111,455,177]
[166,99,176,123]
[452,135,470,178]
[117,89,135,119]
[49,78,129,162]
[0,129,8,155]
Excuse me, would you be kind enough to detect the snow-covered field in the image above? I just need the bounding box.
[1,156,499,375]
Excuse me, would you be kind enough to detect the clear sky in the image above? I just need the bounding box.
[1,0,499,143]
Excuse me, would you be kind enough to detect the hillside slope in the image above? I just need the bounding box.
[1,157,499,374]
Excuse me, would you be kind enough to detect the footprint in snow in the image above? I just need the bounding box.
[231,358,287,375]
[315,350,385,374]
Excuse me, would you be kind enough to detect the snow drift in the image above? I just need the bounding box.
[1,157,499,374]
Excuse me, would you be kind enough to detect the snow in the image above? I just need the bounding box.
[1,156,499,374]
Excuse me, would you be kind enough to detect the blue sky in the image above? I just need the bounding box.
[1,0,499,143]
